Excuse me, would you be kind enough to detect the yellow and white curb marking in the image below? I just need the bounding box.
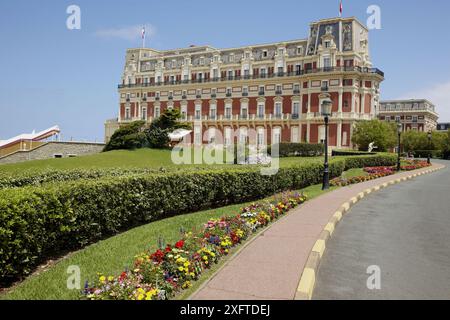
[294,165,445,300]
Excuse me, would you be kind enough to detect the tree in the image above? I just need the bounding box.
[145,108,191,149]
[402,130,448,152]
[351,120,397,152]
[103,120,148,152]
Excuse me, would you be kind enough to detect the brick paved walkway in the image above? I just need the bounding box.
[190,164,444,300]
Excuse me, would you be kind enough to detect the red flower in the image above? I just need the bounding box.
[119,271,127,281]
[175,240,185,249]
[150,249,165,263]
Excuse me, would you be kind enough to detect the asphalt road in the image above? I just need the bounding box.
[313,160,450,300]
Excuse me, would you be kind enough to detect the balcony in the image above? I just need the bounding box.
[293,89,300,95]
[117,66,385,89]
[275,90,282,95]
[168,96,173,100]
[258,91,265,96]
[211,93,216,98]
[292,114,299,120]
[196,94,201,99]
[182,95,187,99]
[226,92,232,97]
[242,92,249,97]
[321,86,329,92]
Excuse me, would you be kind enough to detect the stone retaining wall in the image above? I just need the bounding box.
[0,142,105,164]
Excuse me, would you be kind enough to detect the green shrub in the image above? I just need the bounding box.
[103,121,148,152]
[332,150,376,156]
[0,154,396,285]
[267,143,323,157]
[412,150,443,159]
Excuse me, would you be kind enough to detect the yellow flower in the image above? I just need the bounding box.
[202,255,208,260]
[107,276,114,282]
[137,294,144,300]
[178,266,184,272]
[99,275,106,283]
[184,261,190,267]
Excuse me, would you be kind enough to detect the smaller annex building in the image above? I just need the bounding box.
[0,126,105,164]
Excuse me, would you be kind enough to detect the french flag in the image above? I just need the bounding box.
[141,26,146,39]
[339,0,343,17]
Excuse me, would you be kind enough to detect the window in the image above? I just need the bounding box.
[395,116,401,122]
[325,41,331,48]
[260,68,267,77]
[226,88,232,96]
[245,52,250,59]
[297,47,303,55]
[263,50,268,58]
[230,54,234,62]
[295,64,301,75]
[157,76,162,83]
[259,86,265,94]
[142,107,147,120]
[195,105,201,120]
[170,75,175,83]
[319,125,325,143]
[277,67,284,75]
[125,107,131,119]
[323,57,331,68]
[154,106,160,118]
[273,127,281,144]
[291,127,299,143]
[258,103,265,117]
[257,128,265,146]
[225,105,232,119]
[385,116,391,122]
[194,126,201,145]
[183,74,189,81]
[144,77,149,84]
[241,103,248,118]
[294,84,300,93]
[155,92,160,98]
[244,69,250,77]
[293,102,300,116]
[412,116,418,123]
[228,70,233,79]
[278,48,284,56]
[224,127,232,146]
[276,85,282,94]
[275,102,282,116]
[242,87,248,96]
[210,104,217,119]
[213,68,219,79]
[199,57,204,65]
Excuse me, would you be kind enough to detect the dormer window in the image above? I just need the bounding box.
[297,46,303,55]
[325,41,331,48]
[263,50,268,58]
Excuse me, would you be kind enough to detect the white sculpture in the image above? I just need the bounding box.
[368,142,378,152]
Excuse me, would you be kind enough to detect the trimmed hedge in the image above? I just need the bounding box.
[332,149,376,156]
[0,168,163,190]
[0,154,396,285]
[267,143,324,157]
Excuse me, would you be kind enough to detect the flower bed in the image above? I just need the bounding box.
[82,191,307,300]
[400,160,431,171]
[330,160,431,187]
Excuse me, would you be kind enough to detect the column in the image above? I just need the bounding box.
[306,121,311,143]
[361,89,366,115]
[351,91,356,114]
[338,89,343,114]
[337,121,342,148]
[307,93,311,114]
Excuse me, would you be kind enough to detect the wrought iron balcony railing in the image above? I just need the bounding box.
[118,66,385,89]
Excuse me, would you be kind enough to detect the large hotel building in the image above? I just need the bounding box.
[105,17,384,148]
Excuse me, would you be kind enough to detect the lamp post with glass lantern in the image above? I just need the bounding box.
[427,130,432,164]
[397,123,402,171]
[321,98,332,190]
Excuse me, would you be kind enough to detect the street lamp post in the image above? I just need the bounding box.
[397,123,402,171]
[321,99,332,190]
[427,130,432,164]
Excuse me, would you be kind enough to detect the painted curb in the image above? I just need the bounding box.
[294,164,445,300]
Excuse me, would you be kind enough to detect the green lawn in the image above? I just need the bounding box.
[0,183,335,300]
[0,147,324,176]
[341,168,368,179]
